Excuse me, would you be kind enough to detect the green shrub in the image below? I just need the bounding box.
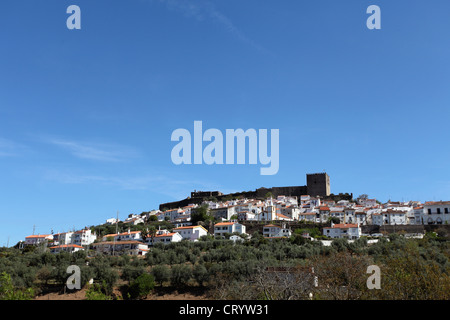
[121,265,145,282]
[151,265,171,286]
[0,272,34,300]
[170,265,192,287]
[85,283,113,300]
[193,264,209,286]
[128,273,155,299]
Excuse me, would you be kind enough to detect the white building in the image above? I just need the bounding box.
[414,206,424,224]
[359,198,378,207]
[309,197,321,208]
[355,211,368,225]
[105,218,120,225]
[276,195,298,206]
[380,210,408,225]
[237,211,257,221]
[210,206,237,221]
[372,213,383,226]
[52,232,74,246]
[229,235,245,243]
[423,201,450,225]
[283,206,301,220]
[162,208,183,222]
[214,222,246,238]
[298,212,316,223]
[102,230,142,242]
[49,244,84,254]
[323,223,361,239]
[123,216,145,225]
[262,224,292,238]
[24,234,53,246]
[92,241,149,256]
[329,207,343,223]
[173,225,209,241]
[72,229,97,246]
[300,195,311,206]
[146,230,183,246]
[274,212,293,221]
[344,208,356,224]
[173,216,192,228]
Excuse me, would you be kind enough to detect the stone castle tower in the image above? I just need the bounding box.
[306,173,330,197]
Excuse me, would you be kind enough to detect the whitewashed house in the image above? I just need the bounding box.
[123,216,145,225]
[300,195,311,206]
[101,230,142,242]
[173,225,208,241]
[380,210,408,225]
[258,202,277,221]
[355,210,368,225]
[309,197,321,208]
[372,213,383,226]
[359,198,378,207]
[52,232,74,246]
[210,206,237,221]
[105,218,120,225]
[323,223,361,239]
[214,222,246,238]
[49,244,84,254]
[163,208,183,222]
[285,206,301,220]
[298,212,316,223]
[423,201,450,225]
[237,211,257,221]
[229,235,245,243]
[275,212,293,221]
[330,207,344,223]
[92,241,149,256]
[414,206,424,225]
[344,208,356,224]
[317,206,331,223]
[72,229,97,246]
[146,230,183,246]
[262,224,292,238]
[276,195,298,206]
[173,215,192,228]
[24,234,53,246]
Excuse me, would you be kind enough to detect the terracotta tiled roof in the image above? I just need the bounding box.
[50,244,84,249]
[324,223,359,229]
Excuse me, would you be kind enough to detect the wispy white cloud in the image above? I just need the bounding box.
[45,138,140,162]
[0,138,26,157]
[43,169,219,200]
[150,0,270,54]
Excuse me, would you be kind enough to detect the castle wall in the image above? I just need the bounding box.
[159,173,330,210]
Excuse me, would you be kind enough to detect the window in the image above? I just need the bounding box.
[437,208,441,214]
[445,208,449,214]
[428,209,432,214]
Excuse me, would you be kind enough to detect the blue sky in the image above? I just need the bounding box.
[1,0,450,246]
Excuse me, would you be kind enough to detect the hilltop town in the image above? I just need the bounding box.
[3,173,448,301]
[21,173,450,256]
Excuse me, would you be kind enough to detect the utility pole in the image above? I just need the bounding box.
[112,211,119,256]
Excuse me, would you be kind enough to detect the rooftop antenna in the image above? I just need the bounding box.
[32,225,36,235]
